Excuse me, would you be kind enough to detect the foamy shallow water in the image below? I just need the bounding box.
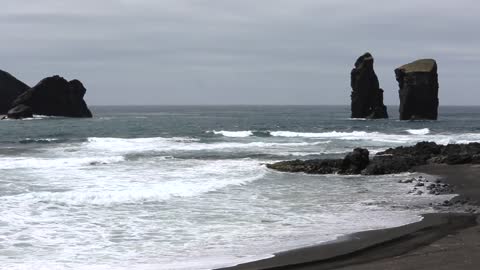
[0,136,455,270]
[1,105,478,269]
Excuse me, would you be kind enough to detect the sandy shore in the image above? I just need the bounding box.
[217,164,480,270]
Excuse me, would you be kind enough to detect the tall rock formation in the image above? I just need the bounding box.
[0,70,30,114]
[350,53,388,119]
[395,59,439,120]
[10,75,92,118]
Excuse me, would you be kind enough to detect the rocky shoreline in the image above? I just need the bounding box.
[221,163,480,270]
[267,141,480,176]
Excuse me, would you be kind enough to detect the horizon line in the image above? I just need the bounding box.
[87,104,480,107]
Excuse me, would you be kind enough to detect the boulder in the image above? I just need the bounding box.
[341,148,370,174]
[7,104,33,119]
[12,75,92,118]
[350,53,388,119]
[362,155,416,175]
[0,70,30,114]
[395,59,439,120]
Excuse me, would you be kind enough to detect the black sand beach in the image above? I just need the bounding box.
[219,164,480,270]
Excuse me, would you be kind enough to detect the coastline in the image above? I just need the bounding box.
[217,164,480,270]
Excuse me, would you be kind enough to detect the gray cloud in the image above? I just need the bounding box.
[1,0,479,105]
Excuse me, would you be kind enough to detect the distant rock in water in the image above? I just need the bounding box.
[0,70,30,114]
[11,75,92,118]
[350,53,388,119]
[395,59,439,120]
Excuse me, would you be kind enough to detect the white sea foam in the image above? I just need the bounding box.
[205,129,480,146]
[11,159,266,206]
[270,130,370,138]
[84,137,325,153]
[0,156,126,169]
[269,130,480,145]
[210,130,254,137]
[406,128,430,135]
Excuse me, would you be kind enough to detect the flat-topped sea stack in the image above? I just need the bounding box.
[0,70,30,114]
[9,75,92,118]
[395,59,439,120]
[350,53,388,119]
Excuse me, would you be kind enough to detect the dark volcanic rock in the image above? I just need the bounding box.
[266,148,369,175]
[7,105,33,119]
[381,141,442,164]
[266,159,344,174]
[395,59,439,120]
[267,142,480,176]
[0,70,30,114]
[362,155,415,175]
[12,76,92,118]
[350,53,388,119]
[342,148,370,174]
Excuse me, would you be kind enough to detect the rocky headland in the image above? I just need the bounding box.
[0,70,92,119]
[267,141,480,176]
[0,70,30,115]
[350,53,388,119]
[395,59,439,120]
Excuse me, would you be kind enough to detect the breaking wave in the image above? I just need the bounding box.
[406,128,430,135]
[206,130,480,145]
[14,159,267,206]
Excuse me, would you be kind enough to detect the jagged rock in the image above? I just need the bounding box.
[0,70,30,114]
[266,148,369,175]
[7,104,33,119]
[266,159,344,174]
[12,75,92,118]
[267,142,480,176]
[341,148,370,174]
[395,59,439,120]
[381,141,442,164]
[350,53,388,119]
[361,155,414,175]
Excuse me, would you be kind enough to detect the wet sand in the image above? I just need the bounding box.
[218,164,480,270]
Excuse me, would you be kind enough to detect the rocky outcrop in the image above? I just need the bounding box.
[0,70,30,114]
[12,75,92,118]
[267,142,480,176]
[395,59,439,120]
[266,148,370,175]
[350,53,388,119]
[7,104,33,119]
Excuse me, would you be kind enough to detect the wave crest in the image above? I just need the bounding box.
[406,128,430,135]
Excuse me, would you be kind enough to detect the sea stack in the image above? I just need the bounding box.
[9,75,93,118]
[0,69,30,114]
[350,53,388,119]
[395,59,439,120]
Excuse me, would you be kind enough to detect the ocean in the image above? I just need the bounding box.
[1,105,479,270]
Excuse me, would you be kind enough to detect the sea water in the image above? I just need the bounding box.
[0,105,478,269]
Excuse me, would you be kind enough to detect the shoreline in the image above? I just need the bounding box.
[217,164,480,270]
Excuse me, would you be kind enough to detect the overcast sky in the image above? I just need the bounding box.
[1,0,479,105]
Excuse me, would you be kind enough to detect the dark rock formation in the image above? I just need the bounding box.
[395,59,439,120]
[267,142,480,176]
[266,148,370,175]
[341,148,370,174]
[7,104,33,119]
[12,76,92,118]
[267,159,344,174]
[0,70,30,114]
[350,53,388,119]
